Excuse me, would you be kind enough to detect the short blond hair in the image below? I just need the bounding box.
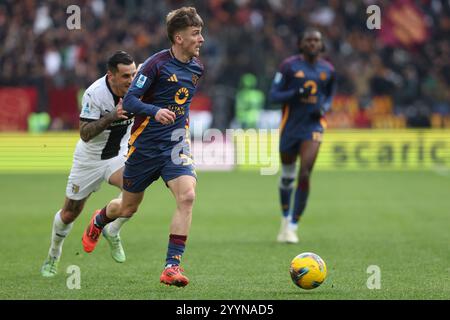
[166,7,203,43]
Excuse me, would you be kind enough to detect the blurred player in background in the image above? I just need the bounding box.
[81,7,204,287]
[41,51,137,277]
[270,29,336,244]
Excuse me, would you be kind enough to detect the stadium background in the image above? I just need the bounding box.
[0,0,449,300]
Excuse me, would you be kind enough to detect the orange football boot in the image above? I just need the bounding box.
[160,265,189,287]
[82,210,102,253]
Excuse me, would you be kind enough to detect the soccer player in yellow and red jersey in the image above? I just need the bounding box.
[82,7,204,287]
[270,29,336,243]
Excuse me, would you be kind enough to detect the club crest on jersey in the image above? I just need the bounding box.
[192,74,199,87]
[123,178,133,189]
[320,71,327,81]
[72,184,80,194]
[175,87,189,105]
[136,74,147,88]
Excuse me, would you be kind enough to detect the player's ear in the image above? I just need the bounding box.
[175,33,183,44]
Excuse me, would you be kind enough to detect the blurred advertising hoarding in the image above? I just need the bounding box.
[0,88,37,131]
[0,130,449,173]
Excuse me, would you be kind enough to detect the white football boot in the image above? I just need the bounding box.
[277,217,289,242]
[285,222,299,243]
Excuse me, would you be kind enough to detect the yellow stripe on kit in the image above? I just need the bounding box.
[129,116,150,146]
[127,145,136,158]
[279,104,290,134]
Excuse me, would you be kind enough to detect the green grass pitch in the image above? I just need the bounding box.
[0,170,449,299]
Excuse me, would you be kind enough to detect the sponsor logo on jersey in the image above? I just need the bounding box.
[167,104,185,116]
[109,118,133,127]
[167,74,178,82]
[304,80,318,94]
[136,74,147,88]
[175,87,189,105]
[82,103,90,114]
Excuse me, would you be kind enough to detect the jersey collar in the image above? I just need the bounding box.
[169,48,192,65]
[105,75,121,106]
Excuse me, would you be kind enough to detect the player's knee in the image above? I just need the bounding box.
[60,210,78,223]
[120,203,138,218]
[108,199,121,212]
[299,169,310,182]
[279,176,295,189]
[120,207,137,218]
[178,189,196,208]
[61,200,83,222]
[280,163,296,189]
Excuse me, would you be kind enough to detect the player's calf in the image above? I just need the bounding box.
[60,198,86,223]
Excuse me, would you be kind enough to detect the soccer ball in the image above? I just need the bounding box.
[289,252,327,289]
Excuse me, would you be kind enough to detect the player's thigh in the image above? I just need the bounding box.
[166,175,197,205]
[161,157,197,201]
[279,133,300,164]
[123,151,163,194]
[280,152,297,165]
[105,156,126,189]
[108,166,124,189]
[66,160,105,200]
[299,140,321,172]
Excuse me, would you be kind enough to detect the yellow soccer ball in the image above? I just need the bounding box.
[290,252,327,289]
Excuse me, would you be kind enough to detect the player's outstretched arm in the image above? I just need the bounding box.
[80,98,128,142]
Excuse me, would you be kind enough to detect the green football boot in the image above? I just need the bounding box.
[41,256,59,277]
[102,228,126,263]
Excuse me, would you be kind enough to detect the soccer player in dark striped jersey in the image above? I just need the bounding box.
[81,7,204,287]
[270,29,336,243]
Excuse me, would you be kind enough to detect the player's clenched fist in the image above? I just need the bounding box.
[155,108,176,125]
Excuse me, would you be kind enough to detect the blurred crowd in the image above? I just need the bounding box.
[1,0,449,129]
